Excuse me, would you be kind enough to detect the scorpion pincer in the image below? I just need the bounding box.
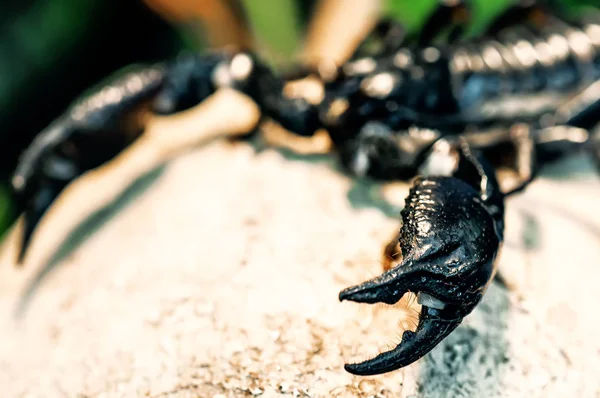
[340,139,504,376]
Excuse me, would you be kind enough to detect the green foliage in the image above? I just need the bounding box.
[0,0,101,118]
[242,0,302,61]
[232,0,588,63]
[384,0,513,36]
[384,0,589,36]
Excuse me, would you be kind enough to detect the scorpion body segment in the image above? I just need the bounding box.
[324,6,600,126]
[327,7,600,181]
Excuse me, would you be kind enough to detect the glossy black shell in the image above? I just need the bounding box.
[399,176,500,314]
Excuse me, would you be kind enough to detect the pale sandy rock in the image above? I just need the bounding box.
[0,140,599,397]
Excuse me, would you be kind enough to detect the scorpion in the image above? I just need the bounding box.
[6,0,600,377]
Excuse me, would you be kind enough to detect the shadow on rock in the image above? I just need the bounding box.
[346,178,403,218]
[15,165,166,318]
[416,280,510,398]
[538,153,598,181]
[245,134,404,217]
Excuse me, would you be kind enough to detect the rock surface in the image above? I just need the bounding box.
[0,140,599,397]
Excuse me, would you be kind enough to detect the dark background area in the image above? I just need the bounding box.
[0,1,182,177]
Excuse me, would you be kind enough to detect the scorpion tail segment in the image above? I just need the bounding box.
[344,306,462,376]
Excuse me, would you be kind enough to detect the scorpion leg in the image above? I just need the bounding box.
[339,118,540,192]
[462,124,537,195]
[495,125,536,195]
[544,78,600,165]
[339,138,504,375]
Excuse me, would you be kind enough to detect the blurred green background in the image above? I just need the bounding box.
[0,0,592,237]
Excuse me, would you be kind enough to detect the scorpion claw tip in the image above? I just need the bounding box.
[16,209,41,265]
[338,274,405,305]
[339,260,423,305]
[343,307,462,376]
[16,245,27,266]
[12,180,66,266]
[338,284,371,302]
[343,362,360,374]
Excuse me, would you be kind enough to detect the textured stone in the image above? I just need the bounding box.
[0,140,599,397]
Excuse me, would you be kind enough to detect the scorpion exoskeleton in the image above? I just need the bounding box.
[6,0,600,376]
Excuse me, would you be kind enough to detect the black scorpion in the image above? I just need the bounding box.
[6,0,600,376]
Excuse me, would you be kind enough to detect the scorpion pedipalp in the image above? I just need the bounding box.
[340,140,504,375]
[10,50,323,264]
[10,65,169,263]
[12,120,148,264]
